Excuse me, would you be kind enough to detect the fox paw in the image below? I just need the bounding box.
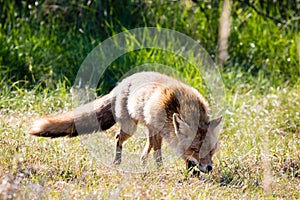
[113,158,121,165]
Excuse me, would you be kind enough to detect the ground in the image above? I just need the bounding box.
[0,83,299,199]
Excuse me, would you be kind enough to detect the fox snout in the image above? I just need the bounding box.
[198,163,213,173]
[187,160,213,175]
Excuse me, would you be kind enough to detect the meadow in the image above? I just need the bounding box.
[0,69,299,199]
[0,0,299,199]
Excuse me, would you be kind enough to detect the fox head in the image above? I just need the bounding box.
[173,113,222,174]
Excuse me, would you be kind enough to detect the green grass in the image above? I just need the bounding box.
[0,72,299,199]
[1,1,299,87]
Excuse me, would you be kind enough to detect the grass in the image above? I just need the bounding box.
[0,1,299,199]
[0,70,299,199]
[1,1,299,86]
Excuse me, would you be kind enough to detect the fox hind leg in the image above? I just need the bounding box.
[113,120,137,165]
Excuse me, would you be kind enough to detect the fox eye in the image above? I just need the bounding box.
[191,148,199,153]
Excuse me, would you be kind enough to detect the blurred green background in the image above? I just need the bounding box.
[0,0,299,90]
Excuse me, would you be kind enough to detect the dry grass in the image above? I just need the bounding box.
[0,83,299,199]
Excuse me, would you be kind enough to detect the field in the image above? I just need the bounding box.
[0,69,299,199]
[1,0,300,199]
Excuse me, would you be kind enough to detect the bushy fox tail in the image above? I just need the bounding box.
[29,94,115,138]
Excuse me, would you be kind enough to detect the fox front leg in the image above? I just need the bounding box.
[153,134,163,167]
[140,136,153,165]
[141,133,163,168]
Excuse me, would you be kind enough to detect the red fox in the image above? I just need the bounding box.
[29,72,222,174]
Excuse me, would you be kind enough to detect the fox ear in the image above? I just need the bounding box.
[173,113,185,136]
[173,113,182,136]
[208,116,222,134]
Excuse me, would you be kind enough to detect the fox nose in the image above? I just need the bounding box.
[207,164,213,172]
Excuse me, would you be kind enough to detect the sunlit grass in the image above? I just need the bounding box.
[0,73,299,199]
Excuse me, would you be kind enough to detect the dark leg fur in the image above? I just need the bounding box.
[113,130,132,165]
[153,134,163,167]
